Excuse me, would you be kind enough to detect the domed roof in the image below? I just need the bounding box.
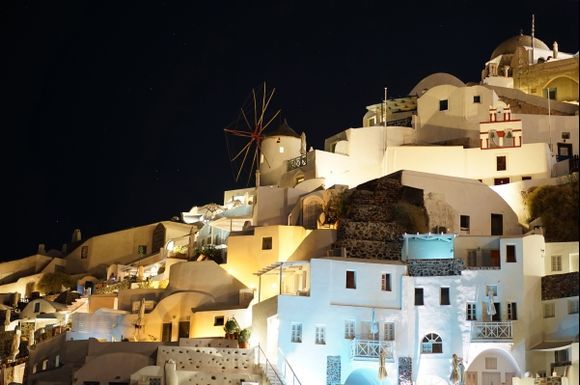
[409,72,465,96]
[490,34,549,60]
[263,118,300,138]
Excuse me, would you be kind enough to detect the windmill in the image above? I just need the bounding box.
[224,82,282,186]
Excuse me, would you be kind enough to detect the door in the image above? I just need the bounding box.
[161,322,172,342]
[481,372,501,385]
[178,321,190,339]
[465,372,478,385]
[505,372,516,385]
[491,214,503,236]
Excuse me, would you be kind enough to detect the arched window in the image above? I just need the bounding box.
[421,333,443,353]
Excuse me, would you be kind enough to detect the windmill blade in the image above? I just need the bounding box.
[256,86,277,130]
[261,109,282,133]
[252,88,258,129]
[231,139,255,162]
[235,140,254,182]
[246,144,260,186]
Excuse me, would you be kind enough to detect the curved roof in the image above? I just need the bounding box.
[409,73,465,96]
[490,34,549,59]
[263,119,300,138]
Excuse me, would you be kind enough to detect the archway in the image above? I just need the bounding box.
[464,348,521,385]
[345,368,395,385]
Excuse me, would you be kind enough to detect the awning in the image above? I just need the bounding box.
[530,340,573,351]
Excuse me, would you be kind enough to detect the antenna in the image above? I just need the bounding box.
[383,87,388,127]
[531,14,535,64]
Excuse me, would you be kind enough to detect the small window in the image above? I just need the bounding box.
[551,255,562,272]
[296,176,305,184]
[42,359,48,370]
[486,285,498,297]
[439,100,449,111]
[279,146,285,153]
[494,177,510,185]
[81,246,89,259]
[522,176,532,181]
[137,245,147,255]
[466,303,477,321]
[384,322,395,341]
[214,316,224,326]
[291,323,302,343]
[496,156,507,171]
[507,302,518,320]
[440,287,450,305]
[55,354,60,367]
[562,132,571,140]
[34,302,41,313]
[485,357,497,369]
[555,349,569,363]
[544,302,555,318]
[415,288,424,306]
[421,333,442,353]
[381,273,391,291]
[460,215,470,232]
[473,95,481,103]
[262,237,273,250]
[346,271,356,289]
[544,87,557,100]
[506,245,516,263]
[315,325,326,345]
[344,320,355,339]
[568,299,579,314]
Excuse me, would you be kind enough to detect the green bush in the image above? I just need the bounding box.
[526,177,579,241]
[392,201,429,234]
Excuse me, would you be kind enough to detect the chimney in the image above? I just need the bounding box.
[37,244,46,255]
[553,41,559,59]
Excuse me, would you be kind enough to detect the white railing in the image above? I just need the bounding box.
[351,339,395,361]
[471,321,512,341]
[287,155,308,171]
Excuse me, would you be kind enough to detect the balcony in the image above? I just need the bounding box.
[287,154,308,171]
[470,321,513,342]
[351,339,395,361]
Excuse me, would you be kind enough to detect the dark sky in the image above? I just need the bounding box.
[3,0,578,261]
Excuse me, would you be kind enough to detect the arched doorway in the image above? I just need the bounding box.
[464,348,520,385]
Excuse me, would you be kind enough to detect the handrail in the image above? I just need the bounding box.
[256,344,284,385]
[278,347,303,385]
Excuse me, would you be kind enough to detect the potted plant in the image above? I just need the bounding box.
[223,317,240,340]
[238,328,251,349]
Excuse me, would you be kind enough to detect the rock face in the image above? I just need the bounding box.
[333,174,427,261]
[407,259,465,276]
[542,272,579,300]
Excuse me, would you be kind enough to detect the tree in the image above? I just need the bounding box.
[37,272,75,295]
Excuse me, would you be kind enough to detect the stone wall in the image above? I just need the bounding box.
[407,259,465,277]
[333,174,425,261]
[542,272,579,300]
[156,346,253,372]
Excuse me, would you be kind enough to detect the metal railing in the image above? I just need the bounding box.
[471,321,512,341]
[277,347,303,385]
[287,155,308,171]
[255,344,284,385]
[351,339,395,361]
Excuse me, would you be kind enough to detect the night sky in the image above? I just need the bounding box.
[3,1,578,261]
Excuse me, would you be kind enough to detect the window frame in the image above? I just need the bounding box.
[344,320,355,340]
[506,244,516,263]
[544,302,556,318]
[466,303,477,321]
[262,237,273,250]
[421,333,443,354]
[291,322,302,343]
[440,287,450,306]
[439,99,449,111]
[315,325,326,345]
[346,270,356,289]
[415,288,424,306]
[383,322,395,341]
[381,273,392,291]
[496,155,507,171]
[551,255,562,272]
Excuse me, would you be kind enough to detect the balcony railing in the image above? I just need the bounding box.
[471,321,512,341]
[351,339,395,361]
[287,155,308,171]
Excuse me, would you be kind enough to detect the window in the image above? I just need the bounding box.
[178,321,190,339]
[368,116,377,126]
[522,176,532,181]
[137,245,147,255]
[415,288,424,306]
[32,364,37,374]
[384,322,395,341]
[507,302,518,320]
[55,355,60,367]
[81,246,89,259]
[262,237,273,250]
[491,214,503,235]
[42,359,48,370]
[381,273,391,291]
[494,177,510,185]
[473,95,481,103]
[466,303,477,320]
[568,299,579,314]
[496,156,507,171]
[439,100,449,111]
[344,320,355,339]
[506,245,516,263]
[440,287,450,305]
[34,302,40,313]
[460,215,470,233]
[555,349,569,363]
[544,87,557,100]
[346,271,356,289]
[544,303,555,318]
[291,323,302,343]
[562,132,571,140]
[485,357,498,369]
[279,146,285,153]
[315,325,326,345]
[214,316,224,326]
[551,255,562,272]
[486,285,498,296]
[161,322,172,342]
[421,333,442,353]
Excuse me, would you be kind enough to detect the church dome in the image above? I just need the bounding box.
[490,34,550,60]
